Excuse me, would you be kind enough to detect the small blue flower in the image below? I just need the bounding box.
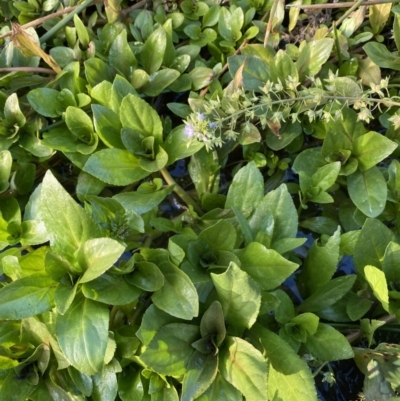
[184,124,195,138]
[198,113,205,120]
[209,122,217,129]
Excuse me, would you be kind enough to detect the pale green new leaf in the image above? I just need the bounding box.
[56,294,109,375]
[364,265,389,312]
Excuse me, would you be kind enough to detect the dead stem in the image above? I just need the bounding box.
[264,0,282,48]
[286,0,399,9]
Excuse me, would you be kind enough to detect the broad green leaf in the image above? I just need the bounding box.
[354,218,395,275]
[120,94,162,141]
[235,242,299,291]
[311,162,341,191]
[200,301,226,347]
[164,125,204,164]
[198,220,236,251]
[292,148,326,177]
[78,238,125,283]
[40,170,101,257]
[252,324,318,401]
[92,360,120,401]
[189,67,214,90]
[305,323,354,361]
[54,281,78,315]
[370,3,392,34]
[194,373,242,401]
[249,184,297,242]
[182,352,218,401]
[363,42,400,70]
[126,261,164,292]
[347,167,387,218]
[56,294,109,375]
[141,26,167,74]
[211,262,261,331]
[383,241,400,285]
[113,185,174,215]
[0,150,12,193]
[220,336,268,401]
[84,57,114,87]
[65,106,94,144]
[149,373,179,401]
[0,370,36,401]
[109,30,138,78]
[142,69,180,97]
[92,104,124,149]
[299,275,357,313]
[296,39,334,81]
[117,366,143,401]
[68,367,93,397]
[225,162,264,216]
[299,227,341,296]
[83,272,141,305]
[365,265,389,312]
[0,274,55,319]
[145,249,199,320]
[140,323,199,376]
[136,304,182,346]
[352,131,397,171]
[83,149,149,185]
[27,88,63,117]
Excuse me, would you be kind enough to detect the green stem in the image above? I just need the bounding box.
[40,0,96,44]
[346,314,397,343]
[160,168,203,216]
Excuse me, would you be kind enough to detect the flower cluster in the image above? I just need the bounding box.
[182,73,400,151]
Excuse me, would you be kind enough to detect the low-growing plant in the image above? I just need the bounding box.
[1,0,400,400]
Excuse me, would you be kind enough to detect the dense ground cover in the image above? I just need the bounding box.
[1,0,400,400]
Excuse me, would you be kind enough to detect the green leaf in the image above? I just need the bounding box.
[189,67,214,90]
[56,294,109,375]
[145,249,199,320]
[383,241,400,285]
[0,274,55,319]
[353,218,395,274]
[249,184,298,242]
[198,220,236,251]
[235,242,299,291]
[0,150,12,193]
[83,149,149,185]
[84,57,114,87]
[211,262,261,331]
[109,31,138,78]
[299,275,357,313]
[200,301,226,347]
[65,106,95,144]
[296,39,334,81]
[82,272,141,305]
[78,238,125,283]
[219,336,268,401]
[299,227,341,296]
[27,88,63,117]
[225,162,264,216]
[252,324,318,401]
[164,125,204,164]
[311,162,341,191]
[0,370,36,401]
[305,323,354,361]
[141,26,167,74]
[68,367,93,397]
[365,265,389,312]
[347,167,387,218]
[120,94,163,141]
[142,69,180,97]
[363,42,400,70]
[40,171,101,257]
[353,131,398,171]
[92,104,124,149]
[194,373,242,401]
[182,352,218,401]
[126,261,164,292]
[74,13,90,47]
[54,281,78,315]
[140,323,199,375]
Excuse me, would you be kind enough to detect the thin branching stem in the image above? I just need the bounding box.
[286,0,399,8]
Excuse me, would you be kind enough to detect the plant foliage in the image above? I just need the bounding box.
[1,0,400,400]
